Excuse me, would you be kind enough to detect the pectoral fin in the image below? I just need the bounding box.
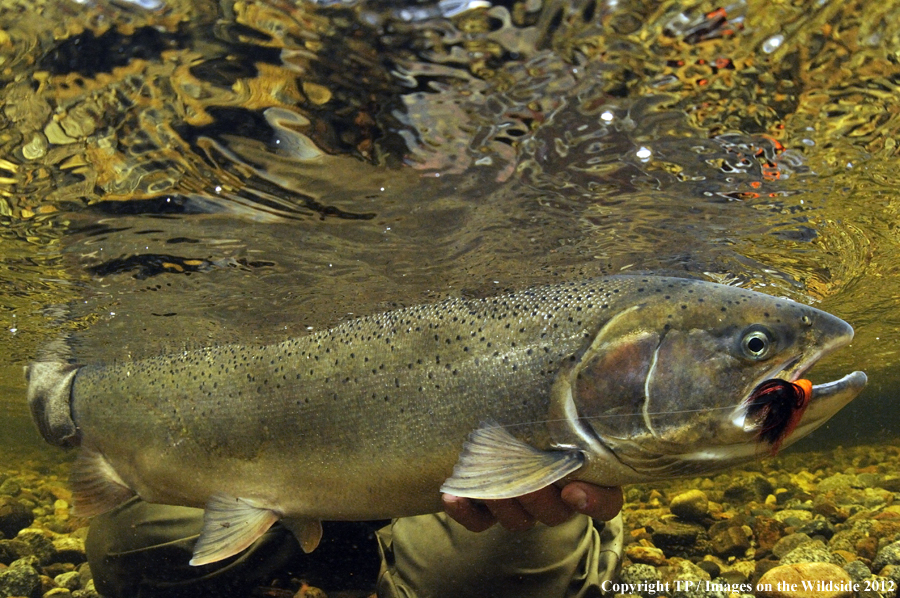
[440,422,584,499]
[190,495,279,566]
[280,518,324,553]
[70,447,136,517]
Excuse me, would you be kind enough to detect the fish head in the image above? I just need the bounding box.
[568,277,866,479]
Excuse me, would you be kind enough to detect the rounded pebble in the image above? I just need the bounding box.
[0,478,22,497]
[756,562,853,598]
[17,529,56,565]
[54,570,82,590]
[669,489,709,521]
[52,537,86,565]
[625,544,667,566]
[0,559,41,598]
[619,562,662,586]
[723,474,774,503]
[780,539,846,566]
[873,540,900,572]
[771,533,812,558]
[708,523,751,558]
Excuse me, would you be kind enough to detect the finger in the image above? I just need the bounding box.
[515,485,575,527]
[561,483,624,521]
[483,498,536,531]
[442,494,497,532]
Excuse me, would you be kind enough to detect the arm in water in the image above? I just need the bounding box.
[443,483,624,532]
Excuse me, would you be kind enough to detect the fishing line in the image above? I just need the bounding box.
[497,403,742,431]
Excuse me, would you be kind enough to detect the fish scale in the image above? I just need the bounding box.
[73,282,606,463]
[26,275,866,566]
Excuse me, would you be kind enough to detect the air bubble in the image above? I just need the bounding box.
[762,34,784,54]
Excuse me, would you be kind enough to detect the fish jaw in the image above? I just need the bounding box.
[777,371,868,450]
[733,314,863,448]
[770,311,854,384]
[713,312,866,461]
[673,374,868,472]
[740,312,866,450]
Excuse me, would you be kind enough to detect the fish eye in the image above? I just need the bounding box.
[740,326,775,360]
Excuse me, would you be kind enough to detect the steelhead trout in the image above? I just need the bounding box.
[26,276,866,565]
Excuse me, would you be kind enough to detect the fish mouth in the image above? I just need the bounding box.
[779,325,867,421]
[740,316,865,450]
[786,370,867,443]
[772,311,856,384]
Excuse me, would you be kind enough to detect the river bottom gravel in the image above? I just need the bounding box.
[1,441,899,598]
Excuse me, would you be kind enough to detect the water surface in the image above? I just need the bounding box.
[1,0,897,453]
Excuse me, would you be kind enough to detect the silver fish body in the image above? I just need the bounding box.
[26,276,866,565]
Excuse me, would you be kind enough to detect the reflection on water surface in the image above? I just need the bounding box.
[0,0,897,496]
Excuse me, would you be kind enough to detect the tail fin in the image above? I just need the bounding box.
[25,361,80,447]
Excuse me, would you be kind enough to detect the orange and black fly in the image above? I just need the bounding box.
[746,378,813,454]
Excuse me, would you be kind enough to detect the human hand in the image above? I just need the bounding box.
[442,482,624,532]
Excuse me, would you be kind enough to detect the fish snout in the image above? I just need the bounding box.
[25,362,80,447]
[809,308,854,354]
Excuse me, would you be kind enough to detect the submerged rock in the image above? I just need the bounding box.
[708,523,751,558]
[71,580,101,598]
[648,520,704,550]
[625,544,667,566]
[0,538,33,564]
[697,559,720,579]
[295,584,328,598]
[17,529,55,565]
[830,525,874,555]
[843,559,872,582]
[753,516,786,553]
[772,533,813,559]
[54,570,82,591]
[780,539,847,566]
[723,474,773,503]
[773,509,814,526]
[756,562,853,598]
[817,473,861,492]
[0,497,34,539]
[51,537,85,566]
[0,478,22,497]
[873,540,900,572]
[876,478,900,492]
[796,518,835,540]
[669,490,709,522]
[619,563,663,597]
[854,536,879,562]
[0,558,41,598]
[661,559,717,598]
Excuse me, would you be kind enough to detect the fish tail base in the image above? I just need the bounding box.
[25,361,80,447]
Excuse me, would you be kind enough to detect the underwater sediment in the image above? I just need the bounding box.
[1,442,899,598]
